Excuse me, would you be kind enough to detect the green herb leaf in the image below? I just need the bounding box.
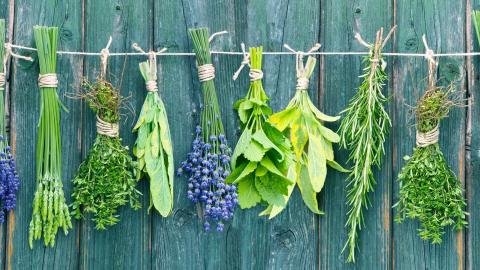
[237,176,262,209]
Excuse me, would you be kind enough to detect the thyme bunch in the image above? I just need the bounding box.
[338,28,394,262]
[71,79,140,230]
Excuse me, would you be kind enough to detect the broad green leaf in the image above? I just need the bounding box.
[149,148,173,217]
[232,128,252,167]
[307,132,327,193]
[237,176,262,209]
[137,124,149,149]
[255,165,268,177]
[151,125,160,158]
[291,116,308,159]
[268,163,296,219]
[226,162,258,184]
[318,125,340,143]
[297,164,323,214]
[269,107,299,131]
[157,99,174,198]
[327,160,349,172]
[259,155,291,183]
[255,174,286,206]
[145,110,155,123]
[238,100,254,123]
[252,129,284,161]
[307,97,340,122]
[244,141,266,162]
[263,122,291,150]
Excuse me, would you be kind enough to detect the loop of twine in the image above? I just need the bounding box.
[416,125,439,147]
[354,26,397,70]
[232,43,249,81]
[249,69,263,81]
[132,43,168,93]
[422,35,438,88]
[146,80,158,92]
[38,73,58,88]
[100,37,113,78]
[198,63,215,82]
[0,73,4,90]
[96,116,119,137]
[283,43,321,90]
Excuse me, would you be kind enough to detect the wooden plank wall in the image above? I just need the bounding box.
[0,0,478,269]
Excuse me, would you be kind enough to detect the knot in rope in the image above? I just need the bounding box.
[38,73,58,88]
[96,116,119,137]
[198,63,215,82]
[296,77,309,90]
[283,43,321,91]
[232,43,250,80]
[416,125,439,147]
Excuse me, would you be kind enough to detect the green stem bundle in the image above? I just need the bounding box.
[338,29,391,262]
[133,56,174,217]
[71,79,140,229]
[29,26,72,248]
[394,62,467,243]
[227,47,295,218]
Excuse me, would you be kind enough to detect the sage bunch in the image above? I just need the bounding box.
[178,28,237,232]
[29,26,72,248]
[133,55,174,217]
[71,79,140,230]
[0,19,20,223]
[269,47,346,215]
[394,54,467,243]
[227,46,295,218]
[338,28,394,262]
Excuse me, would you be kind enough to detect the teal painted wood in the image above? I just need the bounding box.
[319,0,394,268]
[468,1,479,270]
[392,1,466,270]
[80,0,152,269]
[7,0,82,269]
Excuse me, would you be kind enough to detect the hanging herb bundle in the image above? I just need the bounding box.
[29,26,72,248]
[338,27,395,262]
[177,28,237,232]
[0,19,20,223]
[269,44,347,215]
[226,46,295,218]
[71,41,140,229]
[394,39,467,243]
[132,49,174,217]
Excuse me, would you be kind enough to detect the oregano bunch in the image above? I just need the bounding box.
[394,52,467,244]
[133,53,174,217]
[269,46,347,215]
[226,46,295,218]
[338,28,395,262]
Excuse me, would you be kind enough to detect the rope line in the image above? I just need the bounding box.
[7,43,480,58]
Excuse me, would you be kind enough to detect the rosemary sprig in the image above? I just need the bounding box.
[338,29,392,262]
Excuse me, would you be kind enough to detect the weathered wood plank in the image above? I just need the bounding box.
[79,0,152,269]
[319,0,393,269]
[8,0,83,269]
[392,1,466,269]
[466,1,479,270]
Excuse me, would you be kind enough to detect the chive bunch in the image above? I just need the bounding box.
[29,26,72,248]
[178,28,237,231]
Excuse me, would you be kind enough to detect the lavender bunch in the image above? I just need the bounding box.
[178,28,237,231]
[0,19,20,223]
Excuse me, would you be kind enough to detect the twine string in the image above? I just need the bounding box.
[284,43,321,90]
[132,43,167,92]
[232,43,250,80]
[416,125,439,147]
[38,73,58,88]
[197,64,215,82]
[422,35,438,88]
[1,43,33,90]
[96,116,119,137]
[100,37,113,79]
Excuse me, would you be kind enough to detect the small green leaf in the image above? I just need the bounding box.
[297,164,323,214]
[291,116,308,159]
[244,141,266,162]
[327,160,349,172]
[226,162,258,184]
[232,128,252,167]
[252,129,284,161]
[237,176,262,209]
[255,174,286,206]
[269,107,299,131]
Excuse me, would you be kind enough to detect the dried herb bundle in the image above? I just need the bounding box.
[338,28,394,262]
[178,28,237,232]
[29,26,72,248]
[394,54,467,243]
[71,79,140,230]
[227,46,295,218]
[133,55,174,217]
[269,47,346,215]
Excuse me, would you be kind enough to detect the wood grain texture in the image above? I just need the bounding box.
[392,1,466,270]
[7,0,83,269]
[80,0,152,269]
[319,0,393,269]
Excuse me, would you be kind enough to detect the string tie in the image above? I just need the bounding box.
[146,80,158,92]
[100,37,113,78]
[96,116,119,137]
[198,63,215,82]
[249,69,263,81]
[416,125,439,147]
[284,43,321,91]
[0,73,4,90]
[354,26,396,71]
[232,43,250,80]
[38,73,58,88]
